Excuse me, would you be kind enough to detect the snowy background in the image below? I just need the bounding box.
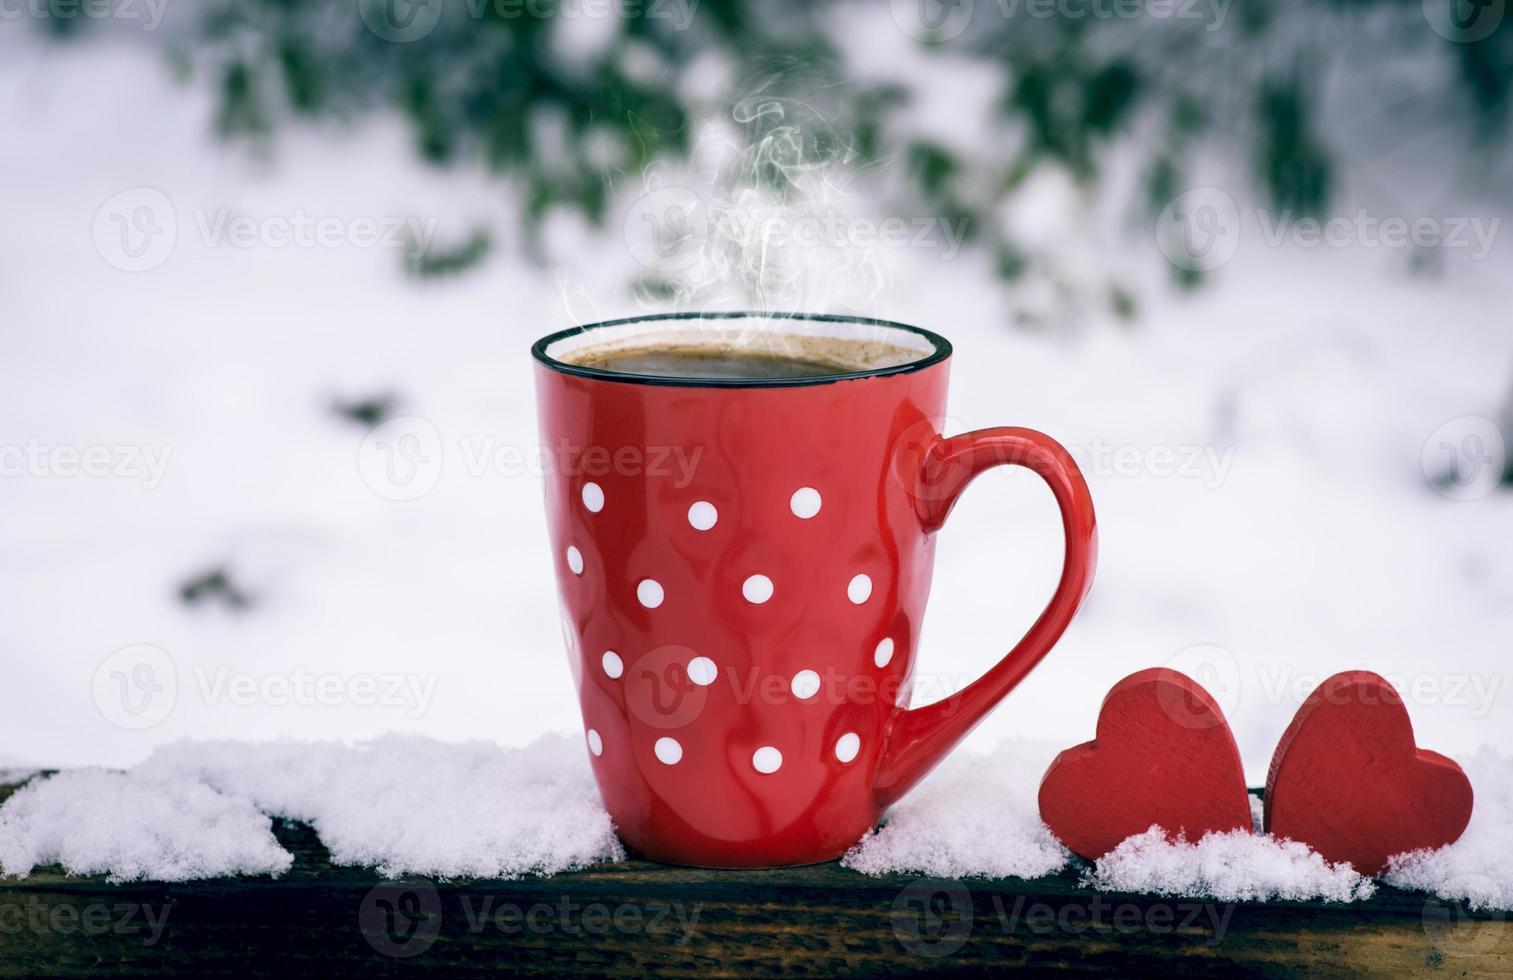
[2,8,1511,795]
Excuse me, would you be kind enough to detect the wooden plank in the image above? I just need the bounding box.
[1,784,1508,977]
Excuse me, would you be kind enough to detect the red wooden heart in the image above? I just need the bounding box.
[1265,670,1473,875]
[1038,668,1251,861]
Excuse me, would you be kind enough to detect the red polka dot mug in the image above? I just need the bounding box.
[533,312,1097,867]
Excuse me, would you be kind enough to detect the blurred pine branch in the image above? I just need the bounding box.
[31,0,1513,309]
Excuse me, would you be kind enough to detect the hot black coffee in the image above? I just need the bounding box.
[567,345,858,380]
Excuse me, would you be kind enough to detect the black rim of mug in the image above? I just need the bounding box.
[531,311,953,389]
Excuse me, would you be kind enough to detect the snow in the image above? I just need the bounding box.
[0,768,292,883]
[1,733,1507,909]
[0,734,621,882]
[843,739,1070,880]
[143,733,624,878]
[1383,747,1513,912]
[846,739,1513,910]
[1083,829,1375,904]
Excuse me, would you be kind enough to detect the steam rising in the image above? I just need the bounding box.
[625,74,894,327]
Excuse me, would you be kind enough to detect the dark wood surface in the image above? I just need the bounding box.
[1,779,1508,978]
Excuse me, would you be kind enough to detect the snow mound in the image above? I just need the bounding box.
[842,739,1069,879]
[1083,828,1374,903]
[845,738,1513,910]
[143,732,623,878]
[0,768,292,882]
[3,732,1507,908]
[1382,747,1513,911]
[0,733,621,882]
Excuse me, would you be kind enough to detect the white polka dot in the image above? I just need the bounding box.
[874,637,895,668]
[790,487,822,519]
[587,729,603,756]
[687,656,718,686]
[637,579,664,608]
[601,651,623,679]
[566,546,584,575]
[742,574,774,604]
[790,669,821,700]
[847,573,873,604]
[687,501,718,531]
[654,737,682,765]
[835,732,860,763]
[581,482,604,513]
[752,746,783,774]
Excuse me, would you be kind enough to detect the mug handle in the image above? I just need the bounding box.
[874,427,1098,808]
